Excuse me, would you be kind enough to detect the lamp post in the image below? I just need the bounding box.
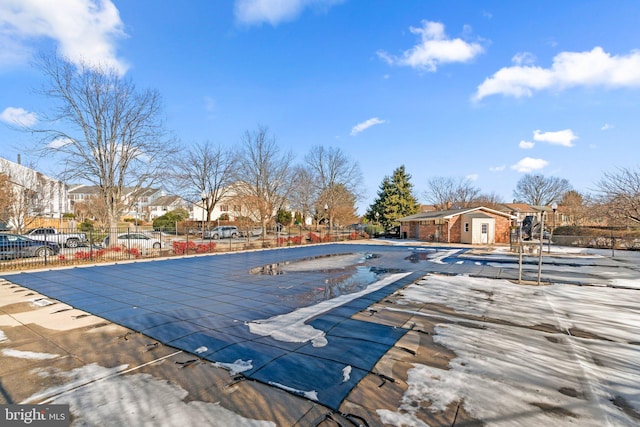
[201,190,206,240]
[324,203,329,236]
[537,208,545,285]
[549,202,557,253]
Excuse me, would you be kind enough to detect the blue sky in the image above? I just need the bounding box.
[1,0,640,213]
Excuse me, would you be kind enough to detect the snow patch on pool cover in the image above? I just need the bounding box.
[248,272,411,346]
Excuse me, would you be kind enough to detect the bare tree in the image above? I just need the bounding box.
[171,141,236,222]
[424,177,480,209]
[560,190,589,226]
[512,174,572,206]
[288,165,318,226]
[472,191,504,209]
[33,54,175,232]
[233,126,294,232]
[595,166,640,225]
[304,146,362,230]
[72,195,112,227]
[0,173,15,227]
[317,184,358,229]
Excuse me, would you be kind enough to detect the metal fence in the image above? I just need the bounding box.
[0,226,369,272]
[552,234,640,250]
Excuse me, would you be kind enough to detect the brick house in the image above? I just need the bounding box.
[398,207,516,244]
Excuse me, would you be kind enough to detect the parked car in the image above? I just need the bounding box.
[239,227,263,238]
[23,227,88,248]
[103,233,164,249]
[0,233,61,259]
[204,226,239,239]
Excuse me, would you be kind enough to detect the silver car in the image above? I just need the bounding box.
[204,226,239,239]
[103,233,164,249]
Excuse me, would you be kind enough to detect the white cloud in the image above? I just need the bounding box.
[489,165,505,172]
[511,157,548,173]
[0,107,37,127]
[512,52,536,66]
[350,117,386,136]
[48,137,74,149]
[474,47,640,101]
[377,20,484,72]
[533,129,577,147]
[234,0,342,26]
[0,0,128,74]
[601,123,612,131]
[519,140,534,149]
[466,173,479,181]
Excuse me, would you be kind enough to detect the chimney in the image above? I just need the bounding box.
[17,154,21,165]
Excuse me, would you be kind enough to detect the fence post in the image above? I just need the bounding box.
[611,229,615,258]
[90,229,94,260]
[44,228,48,266]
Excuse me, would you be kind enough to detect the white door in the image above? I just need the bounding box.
[480,223,489,244]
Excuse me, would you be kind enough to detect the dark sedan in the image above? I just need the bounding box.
[0,233,61,259]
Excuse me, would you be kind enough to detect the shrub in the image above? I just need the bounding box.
[126,248,141,258]
[74,251,91,260]
[172,241,197,255]
[364,224,383,237]
[78,219,94,232]
[289,235,302,245]
[196,242,216,253]
[307,232,321,243]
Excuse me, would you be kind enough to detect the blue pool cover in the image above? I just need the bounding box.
[1,244,446,410]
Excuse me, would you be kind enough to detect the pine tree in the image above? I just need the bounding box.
[366,165,419,229]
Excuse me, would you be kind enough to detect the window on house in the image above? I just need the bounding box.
[220,205,228,212]
[464,223,469,232]
[481,223,488,234]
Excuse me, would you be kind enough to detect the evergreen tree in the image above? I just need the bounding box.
[366,165,419,229]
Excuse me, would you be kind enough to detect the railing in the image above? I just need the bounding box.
[0,226,370,272]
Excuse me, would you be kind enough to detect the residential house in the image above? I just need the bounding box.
[496,203,540,224]
[68,185,163,221]
[147,195,188,220]
[0,157,69,228]
[398,207,515,244]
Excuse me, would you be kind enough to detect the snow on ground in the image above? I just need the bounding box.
[248,272,411,346]
[0,329,7,343]
[2,348,59,360]
[267,382,318,401]
[379,274,640,427]
[490,245,604,256]
[24,363,275,427]
[213,359,253,376]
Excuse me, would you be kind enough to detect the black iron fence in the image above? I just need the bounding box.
[0,226,369,272]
